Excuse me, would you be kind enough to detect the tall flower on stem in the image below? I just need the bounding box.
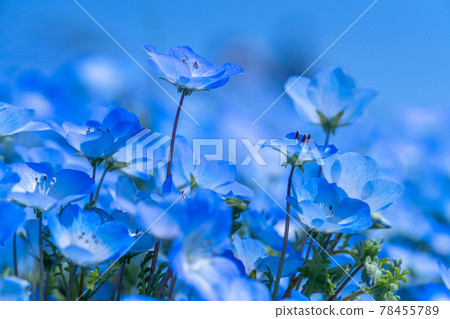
[143,44,244,297]
[266,132,337,300]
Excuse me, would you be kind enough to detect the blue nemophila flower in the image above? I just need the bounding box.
[439,261,450,290]
[166,189,244,300]
[0,102,48,137]
[231,236,267,275]
[172,137,253,197]
[48,205,134,266]
[143,45,243,93]
[9,162,95,211]
[0,202,26,245]
[0,162,20,197]
[322,152,404,212]
[287,177,372,234]
[0,276,31,301]
[285,67,377,132]
[268,132,337,167]
[48,108,142,161]
[243,209,286,252]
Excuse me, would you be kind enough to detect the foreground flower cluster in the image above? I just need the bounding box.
[0,46,442,301]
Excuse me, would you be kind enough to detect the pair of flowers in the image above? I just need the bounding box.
[268,132,403,235]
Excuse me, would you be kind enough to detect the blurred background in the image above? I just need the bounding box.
[0,0,449,300]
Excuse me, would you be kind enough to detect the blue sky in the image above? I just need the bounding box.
[1,0,449,127]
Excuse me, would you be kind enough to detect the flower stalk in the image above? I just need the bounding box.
[272,164,296,300]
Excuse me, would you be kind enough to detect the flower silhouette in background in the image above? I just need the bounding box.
[286,67,377,134]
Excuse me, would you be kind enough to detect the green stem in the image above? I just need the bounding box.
[328,233,343,253]
[342,289,365,301]
[92,168,108,206]
[78,268,85,300]
[66,266,78,301]
[328,262,365,301]
[318,127,331,177]
[320,234,332,256]
[146,241,160,295]
[156,268,173,299]
[44,269,50,301]
[166,90,186,178]
[90,165,97,202]
[116,261,126,301]
[38,215,44,301]
[13,232,18,277]
[168,275,177,300]
[331,249,353,256]
[272,165,296,300]
[296,237,314,291]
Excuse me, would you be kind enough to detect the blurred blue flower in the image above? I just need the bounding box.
[0,162,20,197]
[9,162,94,211]
[48,204,134,266]
[122,295,156,301]
[255,252,303,278]
[48,108,142,161]
[0,276,31,301]
[322,152,404,212]
[439,261,450,290]
[268,132,337,167]
[231,236,267,275]
[143,45,243,92]
[243,209,286,252]
[288,177,372,234]
[168,189,241,300]
[108,176,158,254]
[0,202,26,245]
[285,67,377,129]
[172,137,253,197]
[217,277,270,301]
[0,102,48,137]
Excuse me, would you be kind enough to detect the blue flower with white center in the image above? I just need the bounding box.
[47,205,134,266]
[287,177,372,234]
[0,276,31,301]
[439,261,450,290]
[172,137,253,197]
[0,162,20,197]
[0,202,26,245]
[0,102,49,137]
[322,152,404,212]
[143,45,243,93]
[9,162,95,211]
[48,107,142,161]
[285,67,377,132]
[268,132,338,167]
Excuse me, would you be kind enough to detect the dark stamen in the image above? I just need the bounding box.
[301,134,307,143]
